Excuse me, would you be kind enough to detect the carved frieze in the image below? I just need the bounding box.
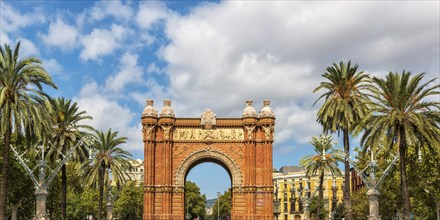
[173,128,244,141]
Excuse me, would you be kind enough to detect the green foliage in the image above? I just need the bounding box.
[300,135,343,178]
[81,129,132,220]
[314,60,371,133]
[314,60,371,220]
[209,189,232,220]
[114,181,143,220]
[5,150,35,219]
[0,41,57,218]
[309,196,328,220]
[66,163,99,220]
[185,181,206,219]
[350,188,368,219]
[359,71,440,219]
[300,135,343,220]
[45,97,93,220]
[66,187,99,220]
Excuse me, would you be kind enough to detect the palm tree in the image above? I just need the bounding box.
[359,71,440,220]
[313,61,370,220]
[82,129,132,220]
[46,97,93,220]
[0,42,57,219]
[300,135,343,220]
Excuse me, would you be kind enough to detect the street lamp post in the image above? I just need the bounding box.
[10,136,93,220]
[347,150,398,220]
[291,179,319,220]
[217,192,221,220]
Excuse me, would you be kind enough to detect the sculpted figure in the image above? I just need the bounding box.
[263,125,274,140]
[143,124,155,139]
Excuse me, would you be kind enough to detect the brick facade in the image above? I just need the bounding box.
[142,100,275,220]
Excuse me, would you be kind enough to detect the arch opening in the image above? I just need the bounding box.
[174,148,243,188]
[185,162,232,220]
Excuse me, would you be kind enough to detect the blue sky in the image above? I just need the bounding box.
[1,0,439,199]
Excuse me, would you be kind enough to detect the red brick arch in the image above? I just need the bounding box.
[142,100,275,220]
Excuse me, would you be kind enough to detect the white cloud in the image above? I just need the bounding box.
[41,18,79,50]
[105,53,144,92]
[1,31,11,45]
[0,2,45,32]
[136,1,168,30]
[156,1,439,152]
[89,0,133,21]
[43,58,63,75]
[79,24,127,61]
[18,38,39,57]
[74,86,142,151]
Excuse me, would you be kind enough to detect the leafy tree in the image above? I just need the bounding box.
[82,129,132,220]
[313,60,370,220]
[359,71,440,220]
[114,181,143,220]
[210,189,232,220]
[0,42,57,219]
[6,148,35,220]
[350,188,368,219]
[185,181,206,220]
[406,143,440,219]
[300,135,343,220]
[46,97,92,220]
[309,196,329,220]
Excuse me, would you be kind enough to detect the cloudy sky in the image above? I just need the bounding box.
[1,0,439,198]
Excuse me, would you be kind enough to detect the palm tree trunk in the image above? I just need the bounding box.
[0,109,12,220]
[343,128,353,220]
[398,127,411,220]
[98,165,105,220]
[318,170,324,220]
[61,164,67,220]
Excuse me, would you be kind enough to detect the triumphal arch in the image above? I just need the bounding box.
[142,99,275,220]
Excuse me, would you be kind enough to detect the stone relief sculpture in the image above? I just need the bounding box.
[173,128,244,141]
[201,108,216,129]
[245,125,256,139]
[262,125,274,140]
[142,124,155,140]
[161,125,172,140]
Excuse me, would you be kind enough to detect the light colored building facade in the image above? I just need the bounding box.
[273,166,344,220]
[128,159,144,186]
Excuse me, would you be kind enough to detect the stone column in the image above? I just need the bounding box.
[35,185,48,220]
[303,202,310,220]
[142,99,158,220]
[367,188,380,220]
[107,202,113,220]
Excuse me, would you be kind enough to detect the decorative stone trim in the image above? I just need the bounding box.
[174,148,243,187]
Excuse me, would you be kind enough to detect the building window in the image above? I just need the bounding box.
[284,214,288,220]
[284,203,288,213]
[284,192,287,200]
[290,201,295,212]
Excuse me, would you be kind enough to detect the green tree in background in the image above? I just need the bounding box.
[300,135,343,220]
[359,71,440,220]
[0,42,57,219]
[82,129,132,220]
[185,181,206,219]
[350,188,368,219]
[114,181,143,220]
[46,97,92,220]
[210,189,232,220]
[313,61,371,220]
